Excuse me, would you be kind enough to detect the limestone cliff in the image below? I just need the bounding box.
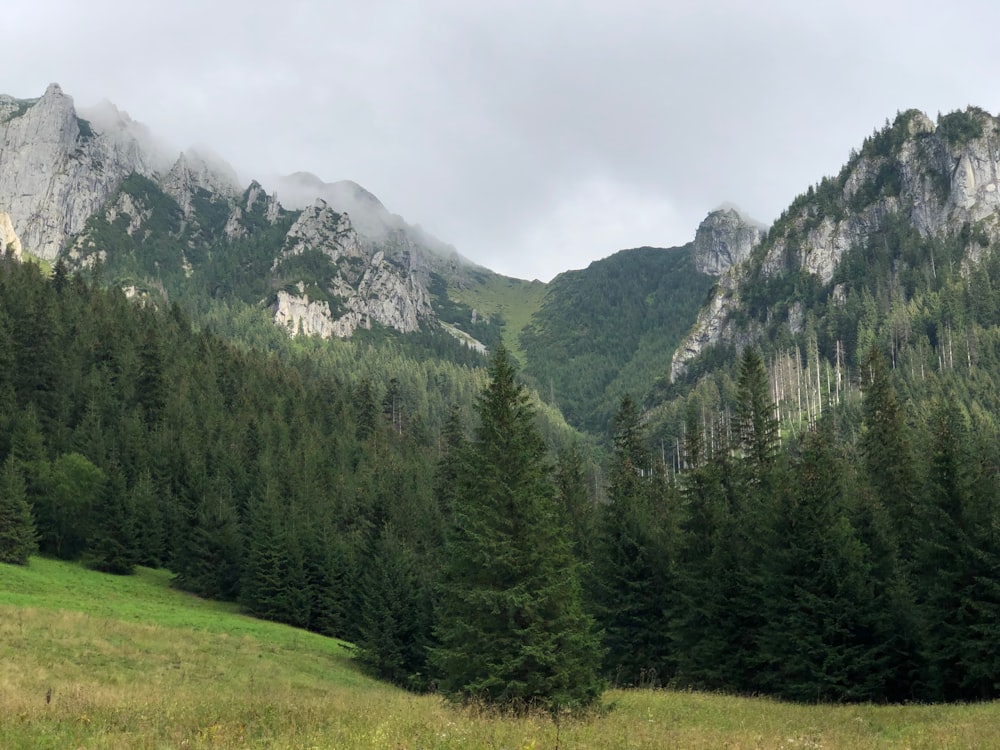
[0,84,493,351]
[693,207,764,276]
[270,199,434,338]
[0,212,22,259]
[267,172,482,286]
[161,149,240,220]
[0,84,159,260]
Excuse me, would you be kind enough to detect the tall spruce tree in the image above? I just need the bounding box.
[756,421,890,701]
[593,394,675,686]
[860,344,919,560]
[432,342,603,714]
[0,455,37,565]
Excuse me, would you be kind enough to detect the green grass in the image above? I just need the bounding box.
[4,557,1000,748]
[451,275,547,364]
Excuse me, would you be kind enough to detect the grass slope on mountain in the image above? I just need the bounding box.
[4,556,1000,749]
[445,270,548,364]
[520,246,713,434]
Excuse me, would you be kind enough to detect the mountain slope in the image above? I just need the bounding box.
[671,107,1000,381]
[520,244,715,433]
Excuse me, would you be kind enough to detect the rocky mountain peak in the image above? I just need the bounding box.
[162,149,240,218]
[0,83,160,260]
[692,207,764,275]
[280,198,363,262]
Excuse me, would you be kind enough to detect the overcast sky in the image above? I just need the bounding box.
[7,1,1000,280]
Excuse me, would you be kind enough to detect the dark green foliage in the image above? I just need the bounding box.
[433,343,603,713]
[75,116,95,141]
[553,441,597,565]
[592,395,677,687]
[0,456,37,564]
[937,108,985,147]
[860,345,920,559]
[36,452,105,560]
[271,249,342,310]
[355,524,436,691]
[85,464,136,575]
[521,246,713,432]
[756,423,895,701]
[734,347,779,478]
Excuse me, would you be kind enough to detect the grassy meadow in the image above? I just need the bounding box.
[449,275,548,364]
[3,557,1000,749]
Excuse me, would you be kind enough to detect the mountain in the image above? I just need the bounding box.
[0,83,517,356]
[670,107,1000,382]
[12,84,1000,705]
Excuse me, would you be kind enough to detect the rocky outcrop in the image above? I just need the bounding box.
[0,84,482,348]
[224,180,282,240]
[0,84,158,260]
[161,149,240,220]
[0,212,22,259]
[693,208,764,275]
[271,201,435,338]
[279,199,365,263]
[273,289,343,338]
[267,172,481,285]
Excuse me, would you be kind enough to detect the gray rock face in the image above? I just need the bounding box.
[0,84,158,260]
[266,171,480,283]
[693,208,764,275]
[271,200,434,338]
[162,149,240,220]
[672,107,1000,380]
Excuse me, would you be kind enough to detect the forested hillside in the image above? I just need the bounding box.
[520,245,713,433]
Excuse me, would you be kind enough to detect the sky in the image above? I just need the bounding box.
[6,0,1000,281]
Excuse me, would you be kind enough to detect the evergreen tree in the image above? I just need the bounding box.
[756,421,891,701]
[432,342,603,713]
[860,344,919,559]
[734,346,779,482]
[593,394,674,686]
[0,455,37,565]
[85,463,136,575]
[355,523,435,691]
[553,441,596,565]
[672,447,733,688]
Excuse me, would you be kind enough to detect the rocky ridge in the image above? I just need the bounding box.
[0,84,480,344]
[670,107,1000,381]
[270,199,435,337]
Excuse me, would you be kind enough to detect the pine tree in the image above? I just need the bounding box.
[432,342,603,714]
[756,421,892,701]
[355,523,435,691]
[860,344,919,560]
[734,346,779,482]
[593,394,674,686]
[86,463,137,575]
[0,455,38,565]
